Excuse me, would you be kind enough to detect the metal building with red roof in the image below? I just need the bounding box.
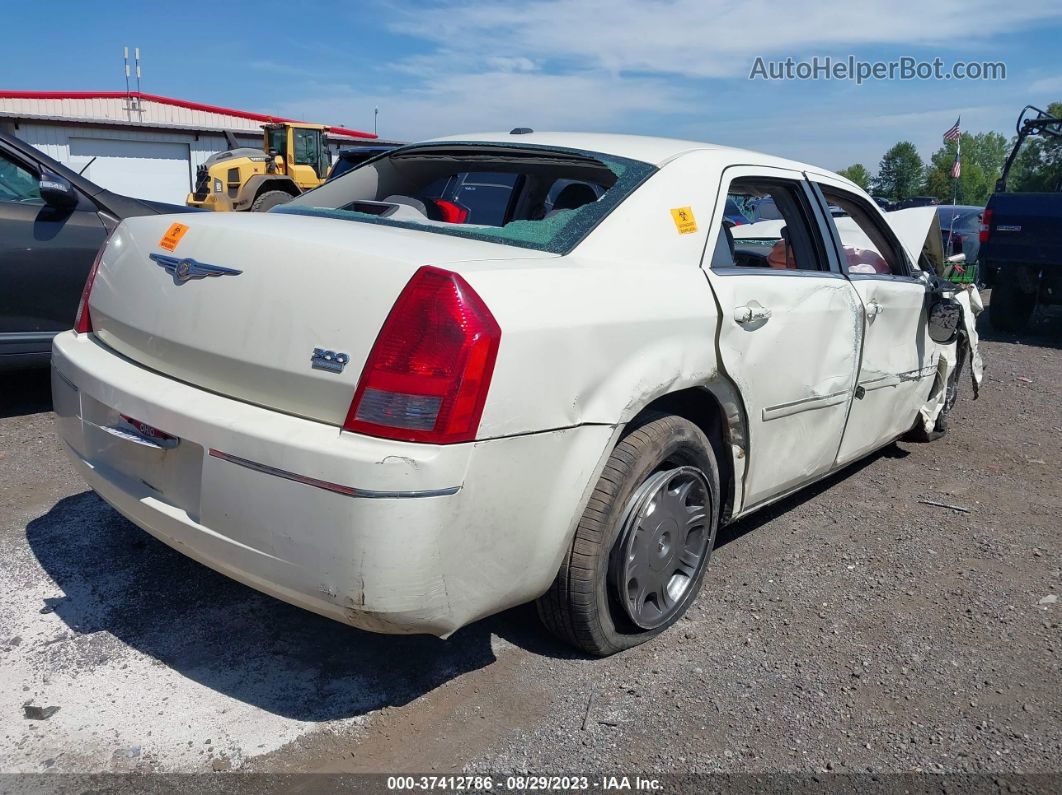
[0,91,378,203]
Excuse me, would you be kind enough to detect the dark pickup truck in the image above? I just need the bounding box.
[980,106,1062,332]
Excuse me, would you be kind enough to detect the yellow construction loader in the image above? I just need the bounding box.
[186,122,330,212]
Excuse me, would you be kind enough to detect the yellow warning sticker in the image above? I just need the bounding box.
[158,223,189,251]
[670,207,697,235]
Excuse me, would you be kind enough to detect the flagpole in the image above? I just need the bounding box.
[952,133,960,206]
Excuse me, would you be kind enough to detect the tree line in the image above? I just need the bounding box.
[836,101,1062,206]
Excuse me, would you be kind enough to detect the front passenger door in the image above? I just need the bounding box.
[810,177,936,466]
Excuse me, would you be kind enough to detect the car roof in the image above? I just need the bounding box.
[423,131,833,174]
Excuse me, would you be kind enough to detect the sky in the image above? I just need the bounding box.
[5,0,1062,172]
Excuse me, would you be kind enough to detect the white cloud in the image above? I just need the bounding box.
[1028,74,1062,95]
[388,0,1062,79]
[275,0,1061,164]
[274,69,688,141]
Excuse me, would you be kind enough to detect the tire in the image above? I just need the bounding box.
[537,413,720,656]
[907,343,965,442]
[989,269,1036,333]
[250,190,294,212]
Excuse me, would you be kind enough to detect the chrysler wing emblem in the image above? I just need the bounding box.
[149,253,242,284]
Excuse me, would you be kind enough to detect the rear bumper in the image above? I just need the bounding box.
[51,331,613,636]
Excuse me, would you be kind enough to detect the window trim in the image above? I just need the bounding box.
[0,148,44,205]
[808,179,919,282]
[281,142,657,255]
[703,165,842,278]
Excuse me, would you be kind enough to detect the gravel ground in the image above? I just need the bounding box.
[0,300,1059,779]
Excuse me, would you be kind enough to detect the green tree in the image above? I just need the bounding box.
[1008,100,1062,192]
[871,142,925,202]
[837,163,872,191]
[924,131,1008,205]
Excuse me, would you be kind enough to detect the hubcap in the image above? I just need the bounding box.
[613,466,711,630]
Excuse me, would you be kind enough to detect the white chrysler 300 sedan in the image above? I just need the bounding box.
[52,132,972,655]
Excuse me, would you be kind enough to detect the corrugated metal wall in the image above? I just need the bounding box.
[0,97,268,133]
[10,123,259,199]
[1,97,374,202]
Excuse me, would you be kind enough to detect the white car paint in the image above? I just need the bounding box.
[52,132,967,637]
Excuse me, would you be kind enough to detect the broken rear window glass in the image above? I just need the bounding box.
[276,143,655,255]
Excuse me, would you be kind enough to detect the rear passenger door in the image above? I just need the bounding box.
[702,167,863,509]
[809,176,936,466]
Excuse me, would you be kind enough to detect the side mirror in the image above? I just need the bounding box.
[38,170,78,210]
[927,295,962,344]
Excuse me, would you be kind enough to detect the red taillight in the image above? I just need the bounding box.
[74,236,109,334]
[979,209,993,245]
[343,266,501,444]
[432,199,469,224]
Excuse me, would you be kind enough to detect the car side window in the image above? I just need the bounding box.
[0,152,42,204]
[712,178,827,272]
[820,187,909,277]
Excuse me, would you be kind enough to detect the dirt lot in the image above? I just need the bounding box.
[1,301,1059,778]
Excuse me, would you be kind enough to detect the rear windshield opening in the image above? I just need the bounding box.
[276,143,655,254]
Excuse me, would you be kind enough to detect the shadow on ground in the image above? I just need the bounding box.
[975,288,1062,350]
[0,368,52,419]
[714,443,908,550]
[26,447,905,723]
[26,492,572,723]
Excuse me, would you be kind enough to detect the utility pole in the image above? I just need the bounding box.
[123,47,131,121]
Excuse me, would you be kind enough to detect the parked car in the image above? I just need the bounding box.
[722,197,748,225]
[893,196,940,210]
[326,145,399,182]
[935,204,983,267]
[0,131,195,368]
[747,195,783,221]
[979,105,1062,332]
[52,133,969,655]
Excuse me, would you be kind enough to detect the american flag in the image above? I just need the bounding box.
[943,117,961,142]
[951,150,961,179]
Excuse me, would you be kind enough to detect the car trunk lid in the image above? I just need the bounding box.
[88,212,549,427]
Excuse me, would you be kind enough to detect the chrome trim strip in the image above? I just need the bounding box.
[82,419,178,450]
[762,389,849,421]
[857,364,937,393]
[208,449,461,499]
[97,423,176,450]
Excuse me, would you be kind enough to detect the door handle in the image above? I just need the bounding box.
[734,302,772,324]
[865,299,884,318]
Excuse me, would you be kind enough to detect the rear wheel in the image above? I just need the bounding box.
[989,267,1037,333]
[537,413,720,656]
[250,190,294,212]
